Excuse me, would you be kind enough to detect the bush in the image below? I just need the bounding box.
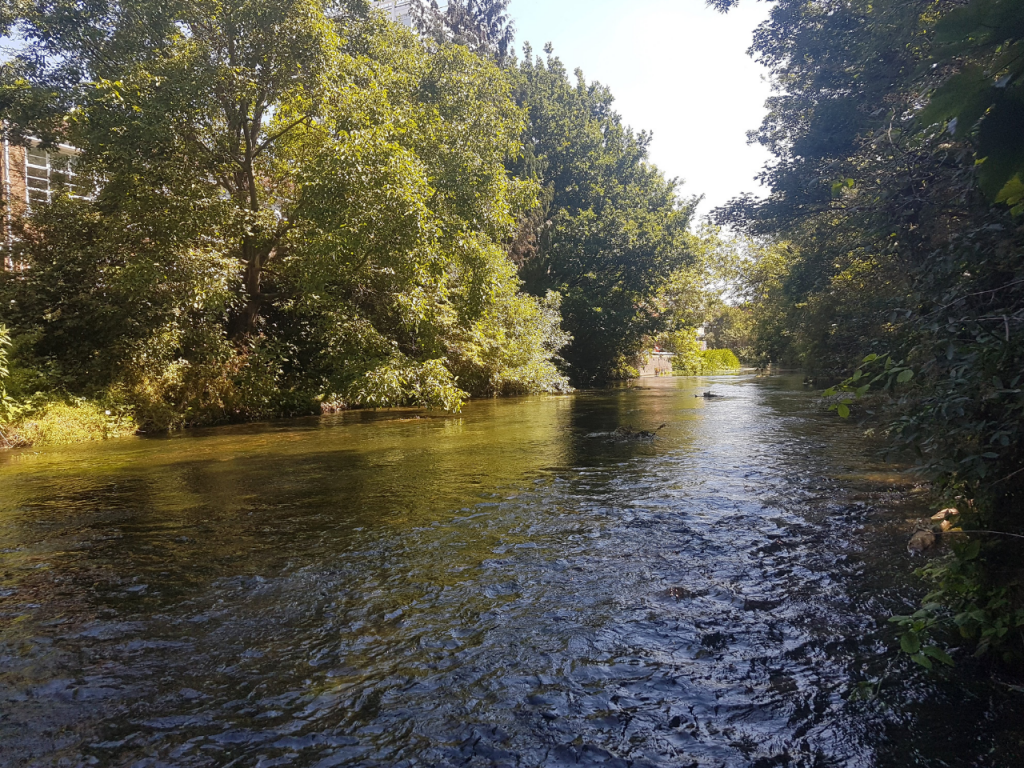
[0,325,21,444]
[667,339,741,377]
[4,396,135,447]
[658,329,704,375]
[702,348,741,373]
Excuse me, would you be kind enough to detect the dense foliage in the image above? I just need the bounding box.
[655,225,755,364]
[411,0,516,61]
[509,46,694,383]
[664,339,741,376]
[703,305,755,363]
[0,0,700,438]
[0,324,15,436]
[0,1,574,429]
[716,0,1024,663]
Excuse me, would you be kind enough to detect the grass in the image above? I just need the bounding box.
[1,398,136,449]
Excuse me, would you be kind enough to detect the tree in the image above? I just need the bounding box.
[919,0,1024,210]
[712,0,1024,662]
[411,0,516,62]
[2,0,361,338]
[509,46,694,383]
[0,4,569,423]
[657,225,742,333]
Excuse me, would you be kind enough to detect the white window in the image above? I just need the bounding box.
[374,0,415,26]
[25,145,87,208]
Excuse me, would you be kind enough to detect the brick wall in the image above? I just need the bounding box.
[639,353,674,377]
[4,143,28,214]
[2,143,27,269]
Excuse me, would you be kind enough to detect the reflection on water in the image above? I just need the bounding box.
[1,375,1021,767]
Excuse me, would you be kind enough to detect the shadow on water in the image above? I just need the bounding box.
[1,375,1022,767]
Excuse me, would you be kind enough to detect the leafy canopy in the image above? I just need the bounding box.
[0,3,569,422]
[510,45,694,383]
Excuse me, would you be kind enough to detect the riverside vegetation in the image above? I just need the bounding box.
[712,0,1024,668]
[2,0,1022,672]
[0,0,728,443]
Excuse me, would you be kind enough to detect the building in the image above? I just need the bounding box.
[639,351,674,377]
[1,139,86,268]
[373,0,415,26]
[3,140,84,211]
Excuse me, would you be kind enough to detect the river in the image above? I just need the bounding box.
[1,374,1022,767]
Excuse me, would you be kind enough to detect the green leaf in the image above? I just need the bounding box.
[901,632,921,654]
[862,353,878,363]
[964,540,982,561]
[837,403,850,419]
[897,369,914,384]
[975,105,1024,199]
[911,652,933,670]
[919,65,993,136]
[922,646,955,667]
[995,174,1024,216]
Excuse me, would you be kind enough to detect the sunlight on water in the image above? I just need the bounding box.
[1,375,1021,767]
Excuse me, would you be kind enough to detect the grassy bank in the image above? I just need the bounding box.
[1,397,137,449]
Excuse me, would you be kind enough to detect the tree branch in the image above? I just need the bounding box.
[254,115,311,157]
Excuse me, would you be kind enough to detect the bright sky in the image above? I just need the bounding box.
[510,0,773,217]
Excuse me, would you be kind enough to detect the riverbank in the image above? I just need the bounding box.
[0,397,136,450]
[0,367,760,451]
[0,390,560,451]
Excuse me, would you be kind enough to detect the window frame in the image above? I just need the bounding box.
[23,141,87,210]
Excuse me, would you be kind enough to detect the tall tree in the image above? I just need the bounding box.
[412,0,516,62]
[2,0,359,338]
[714,0,1024,661]
[509,46,694,384]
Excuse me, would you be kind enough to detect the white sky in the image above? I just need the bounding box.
[510,0,773,217]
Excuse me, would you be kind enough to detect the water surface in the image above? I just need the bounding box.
[1,375,1022,767]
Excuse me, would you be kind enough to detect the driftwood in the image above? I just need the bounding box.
[586,424,667,442]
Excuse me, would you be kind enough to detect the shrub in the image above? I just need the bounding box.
[0,325,21,445]
[667,340,742,377]
[5,396,135,447]
[702,348,741,373]
[659,329,704,375]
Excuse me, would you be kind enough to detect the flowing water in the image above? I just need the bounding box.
[1,375,1022,767]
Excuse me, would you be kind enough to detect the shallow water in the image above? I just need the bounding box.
[1,374,1022,767]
